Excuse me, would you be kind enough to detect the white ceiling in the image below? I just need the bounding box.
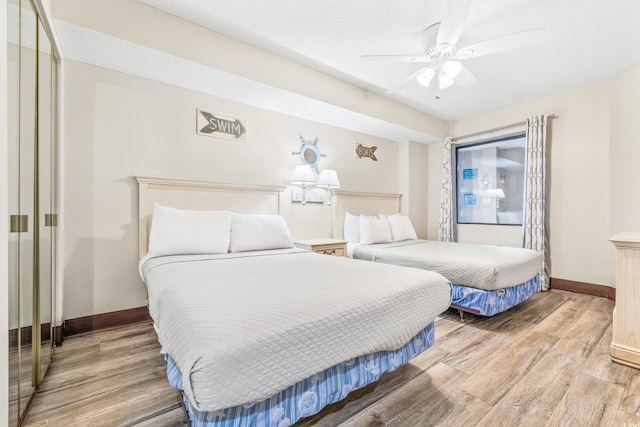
[139,0,640,121]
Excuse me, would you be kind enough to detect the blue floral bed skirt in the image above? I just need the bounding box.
[165,322,435,427]
[451,274,540,316]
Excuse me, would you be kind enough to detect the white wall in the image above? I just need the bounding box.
[398,141,429,238]
[62,60,403,319]
[609,66,640,236]
[428,66,640,287]
[408,142,429,238]
[608,65,640,284]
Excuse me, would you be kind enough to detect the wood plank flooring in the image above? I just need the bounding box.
[22,290,640,426]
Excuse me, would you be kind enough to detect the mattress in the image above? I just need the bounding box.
[352,240,542,291]
[140,249,451,413]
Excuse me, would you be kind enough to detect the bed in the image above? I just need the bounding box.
[332,191,542,319]
[136,177,452,427]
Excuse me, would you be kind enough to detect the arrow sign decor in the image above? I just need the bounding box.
[354,142,378,161]
[196,108,248,142]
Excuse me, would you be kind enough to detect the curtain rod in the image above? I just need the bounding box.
[451,114,559,142]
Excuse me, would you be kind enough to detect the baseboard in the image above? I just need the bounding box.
[62,306,152,340]
[551,277,616,301]
[9,323,52,348]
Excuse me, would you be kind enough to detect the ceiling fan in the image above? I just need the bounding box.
[360,0,543,90]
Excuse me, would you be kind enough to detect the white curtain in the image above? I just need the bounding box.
[523,115,550,290]
[438,137,456,242]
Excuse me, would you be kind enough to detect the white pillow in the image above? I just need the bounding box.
[147,204,231,257]
[387,214,418,241]
[344,211,361,243]
[359,215,392,245]
[229,213,294,252]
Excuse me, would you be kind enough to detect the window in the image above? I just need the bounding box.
[456,132,526,225]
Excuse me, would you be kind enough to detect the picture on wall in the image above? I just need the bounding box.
[196,108,248,142]
[354,142,378,161]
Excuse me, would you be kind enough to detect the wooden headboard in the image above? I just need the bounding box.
[136,176,286,258]
[332,191,402,239]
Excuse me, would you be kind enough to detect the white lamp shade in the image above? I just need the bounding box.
[442,60,462,79]
[438,71,455,89]
[416,67,436,87]
[290,164,315,185]
[316,170,341,188]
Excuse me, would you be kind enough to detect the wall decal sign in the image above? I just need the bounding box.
[196,108,247,142]
[354,142,378,161]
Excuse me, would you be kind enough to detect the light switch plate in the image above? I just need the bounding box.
[291,190,324,203]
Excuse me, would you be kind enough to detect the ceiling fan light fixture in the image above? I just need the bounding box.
[438,71,455,89]
[442,60,462,78]
[416,67,436,87]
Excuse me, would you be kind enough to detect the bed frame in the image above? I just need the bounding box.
[136,176,285,258]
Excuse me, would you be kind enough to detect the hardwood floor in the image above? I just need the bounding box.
[23,290,640,426]
[22,323,186,426]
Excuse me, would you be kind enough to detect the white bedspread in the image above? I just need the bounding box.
[352,240,542,290]
[140,249,451,412]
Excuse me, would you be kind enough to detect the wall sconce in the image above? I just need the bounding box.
[316,169,341,206]
[290,164,316,206]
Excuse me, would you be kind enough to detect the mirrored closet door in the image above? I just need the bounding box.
[7,0,59,425]
[36,12,57,386]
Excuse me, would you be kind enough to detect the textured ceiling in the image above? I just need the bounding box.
[139,0,640,121]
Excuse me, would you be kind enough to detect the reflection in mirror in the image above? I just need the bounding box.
[7,0,20,423]
[7,0,40,423]
[303,146,317,165]
[18,0,37,418]
[37,15,54,382]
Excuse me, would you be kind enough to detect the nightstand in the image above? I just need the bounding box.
[294,238,348,257]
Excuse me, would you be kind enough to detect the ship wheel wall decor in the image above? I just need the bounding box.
[292,136,326,173]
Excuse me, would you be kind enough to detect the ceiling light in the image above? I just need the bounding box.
[438,71,455,89]
[442,60,462,79]
[416,67,436,87]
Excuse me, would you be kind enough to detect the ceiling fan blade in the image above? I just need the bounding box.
[455,65,477,88]
[386,68,428,93]
[457,27,545,59]
[360,54,429,63]
[436,0,472,50]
